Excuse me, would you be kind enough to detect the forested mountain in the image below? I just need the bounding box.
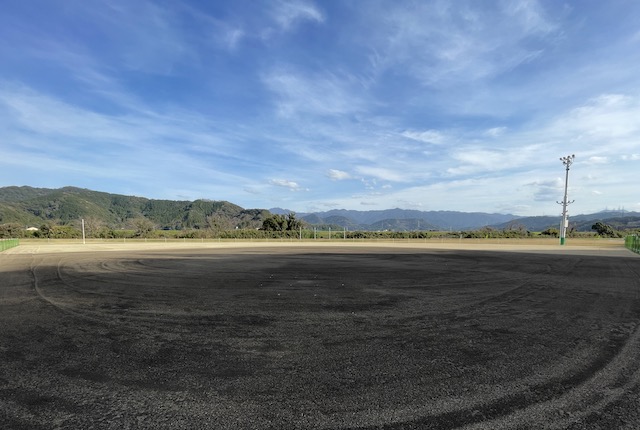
[284,207,640,232]
[290,208,518,231]
[0,186,269,230]
[2,186,638,233]
[494,211,640,232]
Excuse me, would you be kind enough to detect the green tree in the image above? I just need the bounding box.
[503,222,529,238]
[37,223,53,238]
[592,222,620,238]
[261,213,303,231]
[0,223,24,238]
[285,213,302,231]
[205,214,232,232]
[50,225,81,238]
[262,214,287,231]
[133,218,155,237]
[83,217,104,238]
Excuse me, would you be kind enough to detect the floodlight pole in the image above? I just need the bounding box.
[81,218,86,245]
[557,155,575,245]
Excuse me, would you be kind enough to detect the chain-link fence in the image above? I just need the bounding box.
[625,235,640,254]
[0,239,19,252]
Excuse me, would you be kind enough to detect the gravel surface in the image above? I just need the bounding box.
[1,241,639,429]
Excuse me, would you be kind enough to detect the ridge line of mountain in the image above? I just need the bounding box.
[1,186,639,232]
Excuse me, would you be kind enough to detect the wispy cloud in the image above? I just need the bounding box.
[586,156,609,164]
[484,127,507,137]
[401,129,448,145]
[262,68,367,117]
[355,166,406,183]
[269,179,308,191]
[73,1,195,75]
[0,81,263,197]
[362,0,559,86]
[551,94,640,141]
[527,178,563,202]
[2,1,640,214]
[270,0,324,30]
[327,169,352,181]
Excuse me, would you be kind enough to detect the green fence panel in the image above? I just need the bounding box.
[0,239,20,252]
[625,235,640,254]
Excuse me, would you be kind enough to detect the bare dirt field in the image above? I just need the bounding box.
[1,240,640,429]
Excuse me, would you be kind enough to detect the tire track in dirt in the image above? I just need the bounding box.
[451,253,583,316]
[30,254,116,326]
[357,256,640,430]
[30,252,259,328]
[459,317,640,430]
[29,253,165,326]
[396,254,555,323]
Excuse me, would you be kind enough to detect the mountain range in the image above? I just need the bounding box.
[0,186,268,230]
[270,207,518,231]
[271,207,640,232]
[1,186,638,232]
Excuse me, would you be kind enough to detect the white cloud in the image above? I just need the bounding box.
[363,0,559,86]
[485,127,507,137]
[0,82,262,199]
[526,178,563,202]
[221,27,245,51]
[355,166,405,182]
[3,2,640,215]
[0,83,140,144]
[586,156,608,164]
[262,69,366,117]
[446,149,508,175]
[269,179,307,191]
[78,1,194,75]
[271,0,324,30]
[503,0,557,34]
[401,129,447,145]
[327,169,351,180]
[551,94,640,141]
[0,83,239,158]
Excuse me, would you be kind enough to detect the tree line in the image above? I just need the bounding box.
[1,218,633,240]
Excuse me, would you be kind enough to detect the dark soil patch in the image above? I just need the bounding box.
[1,246,640,429]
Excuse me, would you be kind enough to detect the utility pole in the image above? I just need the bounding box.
[557,155,575,245]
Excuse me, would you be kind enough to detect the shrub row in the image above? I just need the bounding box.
[1,223,612,240]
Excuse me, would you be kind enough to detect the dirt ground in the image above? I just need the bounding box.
[1,240,640,429]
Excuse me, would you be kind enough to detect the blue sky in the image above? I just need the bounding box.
[1,1,639,216]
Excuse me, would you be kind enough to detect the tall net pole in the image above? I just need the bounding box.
[557,155,575,245]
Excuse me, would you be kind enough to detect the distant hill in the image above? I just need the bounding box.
[286,208,519,231]
[570,212,640,232]
[494,211,640,232]
[493,216,557,232]
[279,207,640,232]
[3,186,637,233]
[0,186,270,230]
